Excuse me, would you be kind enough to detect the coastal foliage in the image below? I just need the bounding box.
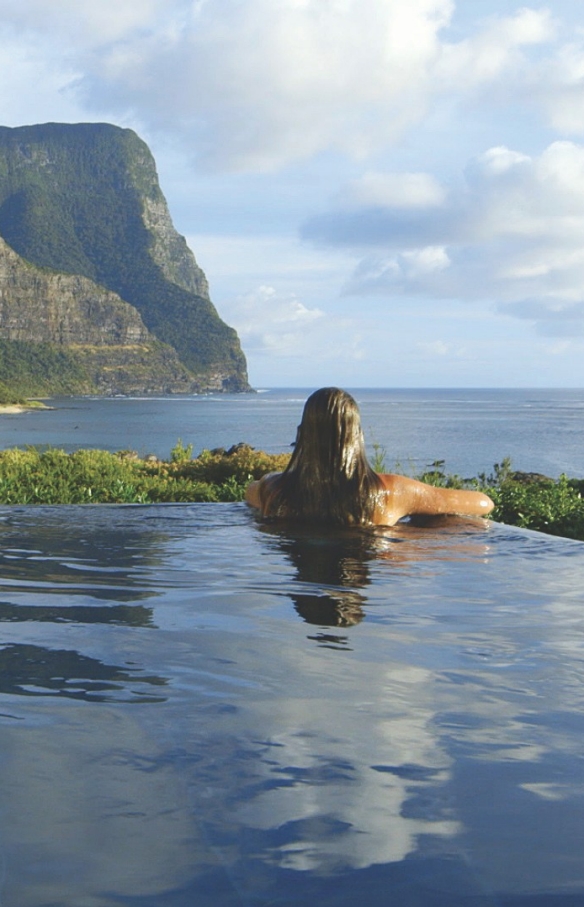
[487,472,584,540]
[0,445,290,505]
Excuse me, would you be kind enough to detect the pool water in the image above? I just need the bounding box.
[0,504,583,906]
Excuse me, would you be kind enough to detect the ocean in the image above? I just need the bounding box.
[1,386,583,478]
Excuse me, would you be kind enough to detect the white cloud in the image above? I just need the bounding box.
[75,0,459,170]
[531,33,584,135]
[401,246,451,275]
[436,7,554,89]
[219,283,369,384]
[0,0,564,173]
[0,28,82,126]
[417,340,450,356]
[342,172,446,210]
[222,284,325,355]
[469,145,532,177]
[0,0,170,43]
[304,141,584,335]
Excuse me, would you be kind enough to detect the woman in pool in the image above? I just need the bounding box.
[246,387,494,527]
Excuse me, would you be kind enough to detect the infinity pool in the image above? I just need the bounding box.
[0,504,582,906]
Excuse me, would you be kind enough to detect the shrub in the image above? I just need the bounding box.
[0,444,290,505]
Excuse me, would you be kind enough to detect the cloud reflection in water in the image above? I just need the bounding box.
[0,505,581,904]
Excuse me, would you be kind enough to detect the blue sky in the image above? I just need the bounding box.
[0,0,583,387]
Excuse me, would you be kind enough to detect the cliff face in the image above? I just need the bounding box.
[0,123,251,394]
[0,235,196,394]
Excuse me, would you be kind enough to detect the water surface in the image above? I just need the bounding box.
[0,504,582,905]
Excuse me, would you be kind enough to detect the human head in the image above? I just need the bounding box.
[262,387,383,525]
[290,387,367,479]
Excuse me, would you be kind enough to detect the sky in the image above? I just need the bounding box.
[0,0,583,388]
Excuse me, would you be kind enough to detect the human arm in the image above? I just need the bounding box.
[376,474,494,526]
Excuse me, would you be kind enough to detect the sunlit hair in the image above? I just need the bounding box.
[260,387,384,526]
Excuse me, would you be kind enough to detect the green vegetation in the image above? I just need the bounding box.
[0,381,26,406]
[0,123,249,391]
[0,445,290,505]
[0,340,91,396]
[490,473,584,540]
[0,444,581,541]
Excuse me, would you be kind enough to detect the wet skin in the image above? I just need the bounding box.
[245,472,494,527]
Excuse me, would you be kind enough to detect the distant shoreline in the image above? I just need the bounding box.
[0,401,48,414]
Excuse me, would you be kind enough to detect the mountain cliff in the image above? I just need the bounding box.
[0,123,251,394]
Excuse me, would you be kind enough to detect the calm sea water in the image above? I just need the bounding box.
[1,387,584,477]
[0,505,583,905]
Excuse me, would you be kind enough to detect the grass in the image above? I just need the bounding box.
[0,444,582,541]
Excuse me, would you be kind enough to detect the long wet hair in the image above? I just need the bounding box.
[260,387,385,526]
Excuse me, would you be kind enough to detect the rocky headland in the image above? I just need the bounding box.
[0,122,251,395]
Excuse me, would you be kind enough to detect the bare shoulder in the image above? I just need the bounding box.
[373,474,417,525]
[377,473,406,492]
[245,472,282,510]
[245,480,262,508]
[377,473,423,499]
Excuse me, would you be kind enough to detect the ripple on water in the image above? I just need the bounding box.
[0,505,582,905]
